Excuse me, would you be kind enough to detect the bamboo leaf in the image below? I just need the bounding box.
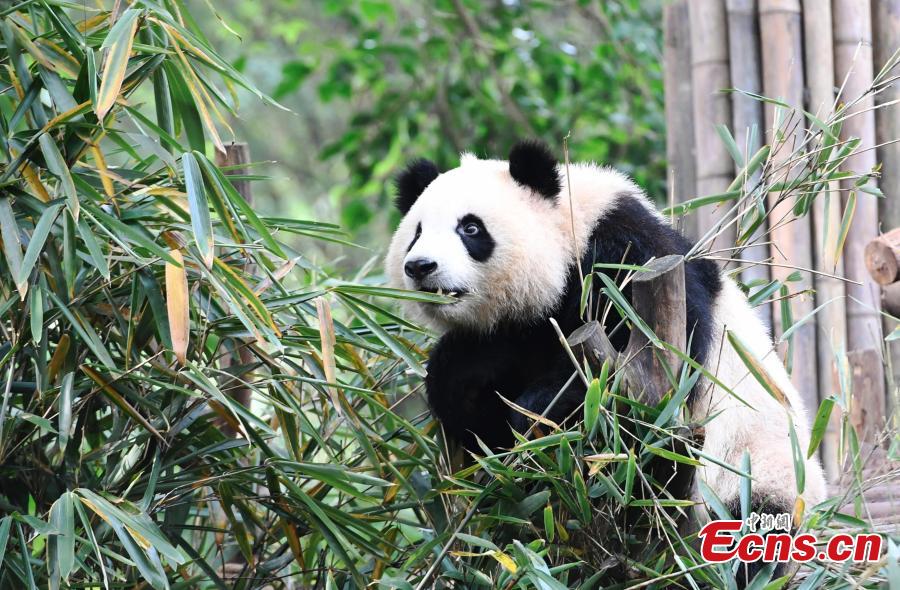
[58,372,73,452]
[834,191,856,265]
[0,196,27,299]
[165,248,190,364]
[38,132,79,219]
[76,216,109,279]
[0,517,11,572]
[194,153,287,258]
[339,294,425,376]
[788,420,805,494]
[95,9,141,119]
[29,285,43,345]
[47,492,75,587]
[181,152,214,267]
[583,378,601,436]
[726,330,791,409]
[807,397,834,459]
[623,449,636,506]
[20,201,63,286]
[80,365,166,444]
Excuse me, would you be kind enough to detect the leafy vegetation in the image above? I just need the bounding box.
[204,0,665,237]
[0,1,896,589]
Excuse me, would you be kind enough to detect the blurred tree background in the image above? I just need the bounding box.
[203,0,664,255]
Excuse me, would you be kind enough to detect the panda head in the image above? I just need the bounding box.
[385,140,572,332]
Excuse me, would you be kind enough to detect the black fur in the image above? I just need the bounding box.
[724,494,795,588]
[508,140,562,200]
[456,214,495,262]
[426,192,722,450]
[395,159,440,214]
[407,223,422,252]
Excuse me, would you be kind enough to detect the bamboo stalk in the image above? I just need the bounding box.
[726,0,771,328]
[802,0,847,481]
[872,0,900,417]
[833,0,886,386]
[758,0,819,422]
[664,0,698,240]
[688,0,735,254]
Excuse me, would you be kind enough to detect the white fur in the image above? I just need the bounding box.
[694,280,827,510]
[386,153,826,514]
[386,156,644,331]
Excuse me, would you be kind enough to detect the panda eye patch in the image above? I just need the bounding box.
[456,214,495,262]
[407,222,422,252]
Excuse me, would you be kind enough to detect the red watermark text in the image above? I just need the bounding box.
[699,519,882,563]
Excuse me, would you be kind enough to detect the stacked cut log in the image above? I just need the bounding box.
[866,229,900,317]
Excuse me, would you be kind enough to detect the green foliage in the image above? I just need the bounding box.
[0,2,433,588]
[208,0,665,235]
[321,0,664,230]
[0,1,896,589]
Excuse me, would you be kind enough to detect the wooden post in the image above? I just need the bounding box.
[872,0,900,407]
[623,255,687,403]
[664,0,698,240]
[758,0,819,424]
[725,0,771,327]
[802,0,847,481]
[216,143,254,428]
[833,1,885,356]
[568,255,686,405]
[847,349,886,445]
[688,0,735,255]
[880,282,900,317]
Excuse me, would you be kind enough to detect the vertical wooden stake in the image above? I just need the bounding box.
[833,0,886,401]
[725,0,771,327]
[847,349,886,445]
[216,143,254,428]
[803,0,847,481]
[688,0,735,254]
[623,255,687,405]
[758,0,819,423]
[664,0,698,239]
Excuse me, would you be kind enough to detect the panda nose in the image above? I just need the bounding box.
[404,258,438,280]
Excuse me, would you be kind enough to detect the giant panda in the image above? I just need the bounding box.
[385,139,826,580]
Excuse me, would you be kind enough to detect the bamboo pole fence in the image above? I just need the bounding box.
[802,0,846,479]
[688,0,735,254]
[873,0,900,407]
[662,0,897,483]
[664,0,698,240]
[726,0,771,327]
[758,0,819,422]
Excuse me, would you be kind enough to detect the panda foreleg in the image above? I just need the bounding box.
[509,363,586,436]
[425,334,523,450]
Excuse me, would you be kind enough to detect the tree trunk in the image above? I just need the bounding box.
[726,0,771,328]
[664,0,698,240]
[758,0,819,423]
[688,0,735,255]
[802,0,846,481]
[833,0,886,390]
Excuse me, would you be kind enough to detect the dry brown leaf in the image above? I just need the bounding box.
[165,248,189,364]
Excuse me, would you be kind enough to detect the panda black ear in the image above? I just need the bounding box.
[394,159,440,214]
[508,139,562,201]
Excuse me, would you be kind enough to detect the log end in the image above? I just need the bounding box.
[632,254,685,284]
[567,321,604,347]
[865,239,899,285]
